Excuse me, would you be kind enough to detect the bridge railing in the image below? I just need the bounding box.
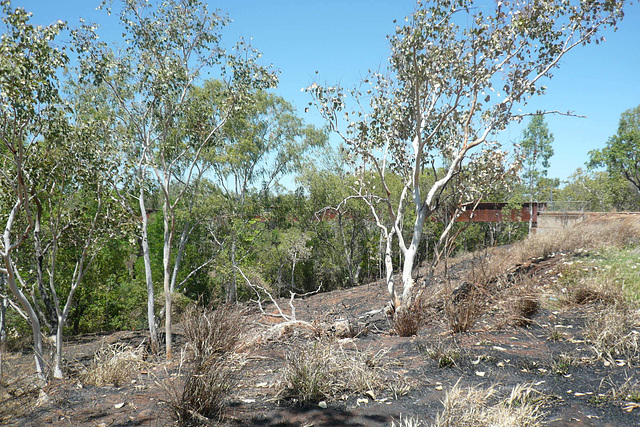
[542,200,592,213]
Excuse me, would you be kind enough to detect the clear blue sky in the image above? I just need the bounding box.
[13,0,640,184]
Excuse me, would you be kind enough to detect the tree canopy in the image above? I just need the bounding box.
[589,104,640,195]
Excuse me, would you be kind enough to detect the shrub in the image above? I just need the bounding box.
[182,302,249,361]
[82,343,148,387]
[279,339,388,404]
[167,302,251,424]
[169,353,244,424]
[393,300,424,337]
[585,304,640,362]
[435,381,547,427]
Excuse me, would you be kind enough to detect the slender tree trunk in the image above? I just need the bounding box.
[384,232,397,308]
[162,200,174,360]
[2,255,46,379]
[169,222,189,293]
[528,180,534,233]
[401,209,427,302]
[227,238,238,302]
[0,272,6,377]
[53,315,63,379]
[34,216,56,332]
[139,190,159,354]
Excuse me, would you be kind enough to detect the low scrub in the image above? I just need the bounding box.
[168,353,245,424]
[585,304,640,363]
[445,280,489,333]
[393,299,425,337]
[435,381,547,427]
[279,339,389,404]
[511,220,640,265]
[182,302,250,361]
[420,341,464,368]
[82,343,148,387]
[168,302,250,424]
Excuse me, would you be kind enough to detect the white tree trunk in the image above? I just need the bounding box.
[2,256,46,379]
[139,190,159,354]
[162,201,174,360]
[383,231,397,308]
[400,208,428,302]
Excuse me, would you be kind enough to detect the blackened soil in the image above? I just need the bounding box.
[2,251,640,426]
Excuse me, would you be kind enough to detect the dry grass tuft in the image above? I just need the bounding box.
[279,339,389,404]
[391,414,424,427]
[435,381,547,427]
[167,302,251,424]
[585,304,640,363]
[445,280,489,333]
[590,377,640,407]
[82,343,148,387]
[167,352,245,424]
[182,302,250,361]
[421,341,464,368]
[393,299,425,337]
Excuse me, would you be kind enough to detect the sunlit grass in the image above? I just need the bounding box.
[555,245,640,302]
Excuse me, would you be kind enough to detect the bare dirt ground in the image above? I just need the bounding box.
[2,235,640,426]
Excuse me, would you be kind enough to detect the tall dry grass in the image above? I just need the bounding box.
[510,219,640,265]
[82,343,148,387]
[166,302,251,424]
[278,338,390,404]
[434,381,547,427]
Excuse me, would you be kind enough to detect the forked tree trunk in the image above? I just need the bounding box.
[2,255,46,379]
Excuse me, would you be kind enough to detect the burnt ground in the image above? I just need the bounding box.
[2,249,640,427]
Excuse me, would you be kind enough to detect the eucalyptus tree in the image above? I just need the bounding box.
[0,0,68,378]
[28,80,126,379]
[557,168,638,212]
[589,104,640,196]
[196,87,326,301]
[521,114,554,231]
[74,0,277,358]
[308,0,626,310]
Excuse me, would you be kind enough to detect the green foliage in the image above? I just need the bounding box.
[589,104,640,195]
[555,168,639,212]
[521,115,554,191]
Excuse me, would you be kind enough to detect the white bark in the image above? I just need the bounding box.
[1,202,46,378]
[138,188,159,354]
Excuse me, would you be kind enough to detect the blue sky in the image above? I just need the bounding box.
[13,0,640,184]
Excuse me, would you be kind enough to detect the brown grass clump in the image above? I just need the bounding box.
[393,299,425,337]
[421,340,464,368]
[585,304,640,363]
[562,266,624,307]
[182,302,250,360]
[168,353,245,424]
[82,343,148,387]
[435,381,547,427]
[279,339,389,404]
[166,302,251,425]
[445,280,489,333]
[507,297,540,327]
